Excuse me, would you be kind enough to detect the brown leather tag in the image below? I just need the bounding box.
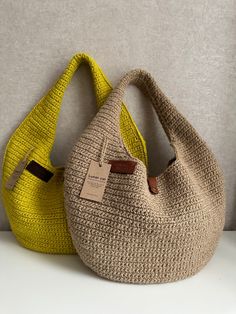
[26,160,53,182]
[147,177,159,194]
[109,160,137,174]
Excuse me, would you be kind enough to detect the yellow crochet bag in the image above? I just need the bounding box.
[1,53,147,254]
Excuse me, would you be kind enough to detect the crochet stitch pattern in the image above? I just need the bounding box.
[65,69,225,283]
[1,54,147,254]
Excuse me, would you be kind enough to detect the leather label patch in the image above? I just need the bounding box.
[26,160,53,182]
[147,177,159,194]
[109,160,137,174]
[80,160,111,203]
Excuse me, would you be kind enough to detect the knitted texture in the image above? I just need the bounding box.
[1,54,147,254]
[64,69,225,283]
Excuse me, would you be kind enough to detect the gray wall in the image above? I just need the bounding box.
[0,0,235,230]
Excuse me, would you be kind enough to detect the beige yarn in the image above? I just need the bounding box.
[64,69,225,284]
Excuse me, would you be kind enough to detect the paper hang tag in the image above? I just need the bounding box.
[5,148,34,190]
[80,161,111,203]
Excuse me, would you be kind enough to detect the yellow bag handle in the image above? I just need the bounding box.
[15,53,147,166]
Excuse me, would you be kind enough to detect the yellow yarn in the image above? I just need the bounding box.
[1,53,147,254]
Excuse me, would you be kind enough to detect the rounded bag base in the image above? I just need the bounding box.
[12,225,76,255]
[79,253,214,284]
[14,236,76,255]
[70,208,223,284]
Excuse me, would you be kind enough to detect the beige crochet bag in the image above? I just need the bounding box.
[64,69,225,284]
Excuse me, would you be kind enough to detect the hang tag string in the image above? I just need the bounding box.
[99,137,109,167]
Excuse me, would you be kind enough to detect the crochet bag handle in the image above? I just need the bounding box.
[106,69,195,152]
[46,53,110,110]
[21,55,147,164]
[36,53,113,151]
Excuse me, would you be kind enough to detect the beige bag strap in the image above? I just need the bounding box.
[105,69,194,151]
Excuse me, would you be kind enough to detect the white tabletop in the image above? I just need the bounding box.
[0,231,235,314]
